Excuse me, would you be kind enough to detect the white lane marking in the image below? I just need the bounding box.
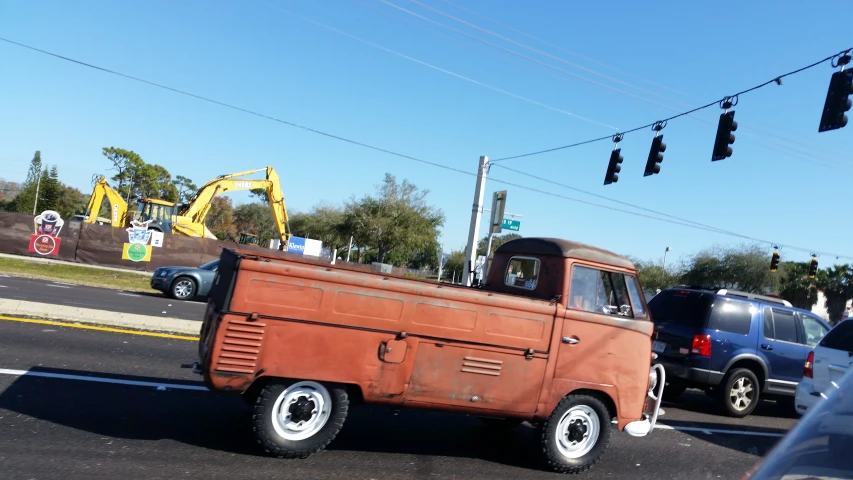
[0,368,208,391]
[52,282,76,286]
[0,285,7,288]
[46,284,71,289]
[117,293,141,297]
[654,424,785,438]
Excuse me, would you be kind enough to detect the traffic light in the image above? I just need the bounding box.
[808,258,819,279]
[712,111,737,161]
[644,135,666,176]
[603,148,623,185]
[818,69,853,132]
[769,251,780,272]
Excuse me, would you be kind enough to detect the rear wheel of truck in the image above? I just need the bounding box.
[252,380,349,459]
[539,394,612,474]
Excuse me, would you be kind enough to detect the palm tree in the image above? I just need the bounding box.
[816,264,853,325]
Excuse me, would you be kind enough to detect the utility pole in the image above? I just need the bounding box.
[462,156,489,287]
[31,169,42,215]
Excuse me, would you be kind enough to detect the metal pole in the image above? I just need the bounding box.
[32,170,42,215]
[663,246,670,271]
[463,156,489,287]
[483,232,494,281]
[346,235,353,262]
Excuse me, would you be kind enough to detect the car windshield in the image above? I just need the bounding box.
[199,259,219,270]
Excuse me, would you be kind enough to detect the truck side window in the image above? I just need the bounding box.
[624,275,647,318]
[504,256,540,290]
[569,265,635,318]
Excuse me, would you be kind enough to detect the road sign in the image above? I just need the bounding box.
[502,218,520,231]
[489,190,507,234]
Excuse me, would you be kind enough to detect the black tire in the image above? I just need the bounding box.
[663,380,687,401]
[717,368,760,418]
[539,394,612,474]
[478,416,524,430]
[252,379,349,459]
[169,276,197,300]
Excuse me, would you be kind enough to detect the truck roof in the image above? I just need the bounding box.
[495,237,635,270]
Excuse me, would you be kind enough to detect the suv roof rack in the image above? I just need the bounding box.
[671,284,721,291]
[716,289,793,307]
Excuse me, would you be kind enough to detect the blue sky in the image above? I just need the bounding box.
[1,0,851,268]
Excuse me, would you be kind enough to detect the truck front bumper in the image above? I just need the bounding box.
[624,363,666,437]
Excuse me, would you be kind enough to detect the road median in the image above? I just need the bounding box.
[0,298,201,336]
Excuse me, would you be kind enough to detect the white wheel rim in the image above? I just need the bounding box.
[555,405,600,459]
[729,376,754,411]
[271,381,332,441]
[174,280,193,298]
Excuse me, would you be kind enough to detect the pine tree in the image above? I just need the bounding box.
[12,151,44,214]
[39,165,62,212]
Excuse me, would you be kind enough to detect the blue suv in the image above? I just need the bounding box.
[647,286,832,417]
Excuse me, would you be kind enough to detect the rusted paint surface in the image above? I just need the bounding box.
[200,236,657,430]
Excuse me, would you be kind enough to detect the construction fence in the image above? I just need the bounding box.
[0,212,439,278]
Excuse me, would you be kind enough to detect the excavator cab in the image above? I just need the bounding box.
[133,198,180,233]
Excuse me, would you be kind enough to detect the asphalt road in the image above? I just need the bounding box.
[0,274,205,320]
[0,318,800,480]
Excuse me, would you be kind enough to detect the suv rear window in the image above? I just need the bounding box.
[706,298,753,335]
[819,320,853,352]
[647,290,713,327]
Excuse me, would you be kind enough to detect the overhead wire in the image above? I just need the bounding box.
[258,1,618,130]
[1,37,850,260]
[418,0,851,162]
[491,48,851,162]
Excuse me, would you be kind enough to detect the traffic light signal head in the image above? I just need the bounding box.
[604,148,623,185]
[808,258,819,278]
[818,69,853,132]
[644,135,666,176]
[769,252,780,272]
[712,111,737,161]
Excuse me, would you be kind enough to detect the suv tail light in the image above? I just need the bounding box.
[804,351,814,379]
[691,334,712,357]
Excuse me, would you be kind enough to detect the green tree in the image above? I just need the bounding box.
[288,204,349,254]
[627,256,682,295]
[206,196,237,241]
[102,146,142,194]
[443,249,466,279]
[234,202,278,246]
[477,233,522,257]
[679,244,778,294]
[38,166,62,213]
[11,151,44,214]
[103,147,178,203]
[54,183,89,219]
[777,261,819,310]
[341,173,445,265]
[816,265,853,325]
[172,175,198,204]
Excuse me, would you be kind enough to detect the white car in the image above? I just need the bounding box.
[794,319,853,416]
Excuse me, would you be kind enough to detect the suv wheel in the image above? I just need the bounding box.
[717,368,759,417]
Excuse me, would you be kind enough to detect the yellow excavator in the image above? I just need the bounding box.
[83,176,130,226]
[83,167,291,245]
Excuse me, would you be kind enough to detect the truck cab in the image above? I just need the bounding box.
[195,236,664,474]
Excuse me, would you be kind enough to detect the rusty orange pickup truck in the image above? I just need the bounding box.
[192,237,665,473]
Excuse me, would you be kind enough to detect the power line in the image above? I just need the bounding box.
[1,37,850,260]
[370,1,851,171]
[426,0,851,161]
[492,47,851,162]
[258,1,618,130]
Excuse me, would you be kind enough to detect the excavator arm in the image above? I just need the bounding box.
[84,176,129,226]
[174,167,291,243]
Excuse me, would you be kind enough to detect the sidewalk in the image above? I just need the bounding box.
[0,298,201,336]
[0,253,152,276]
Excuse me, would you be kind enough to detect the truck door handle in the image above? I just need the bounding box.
[562,336,580,345]
[761,344,773,351]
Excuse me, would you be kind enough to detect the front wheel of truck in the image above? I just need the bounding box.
[252,379,349,459]
[539,394,612,474]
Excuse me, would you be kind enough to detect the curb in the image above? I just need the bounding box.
[0,299,202,336]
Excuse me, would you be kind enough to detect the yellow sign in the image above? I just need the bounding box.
[122,242,152,262]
